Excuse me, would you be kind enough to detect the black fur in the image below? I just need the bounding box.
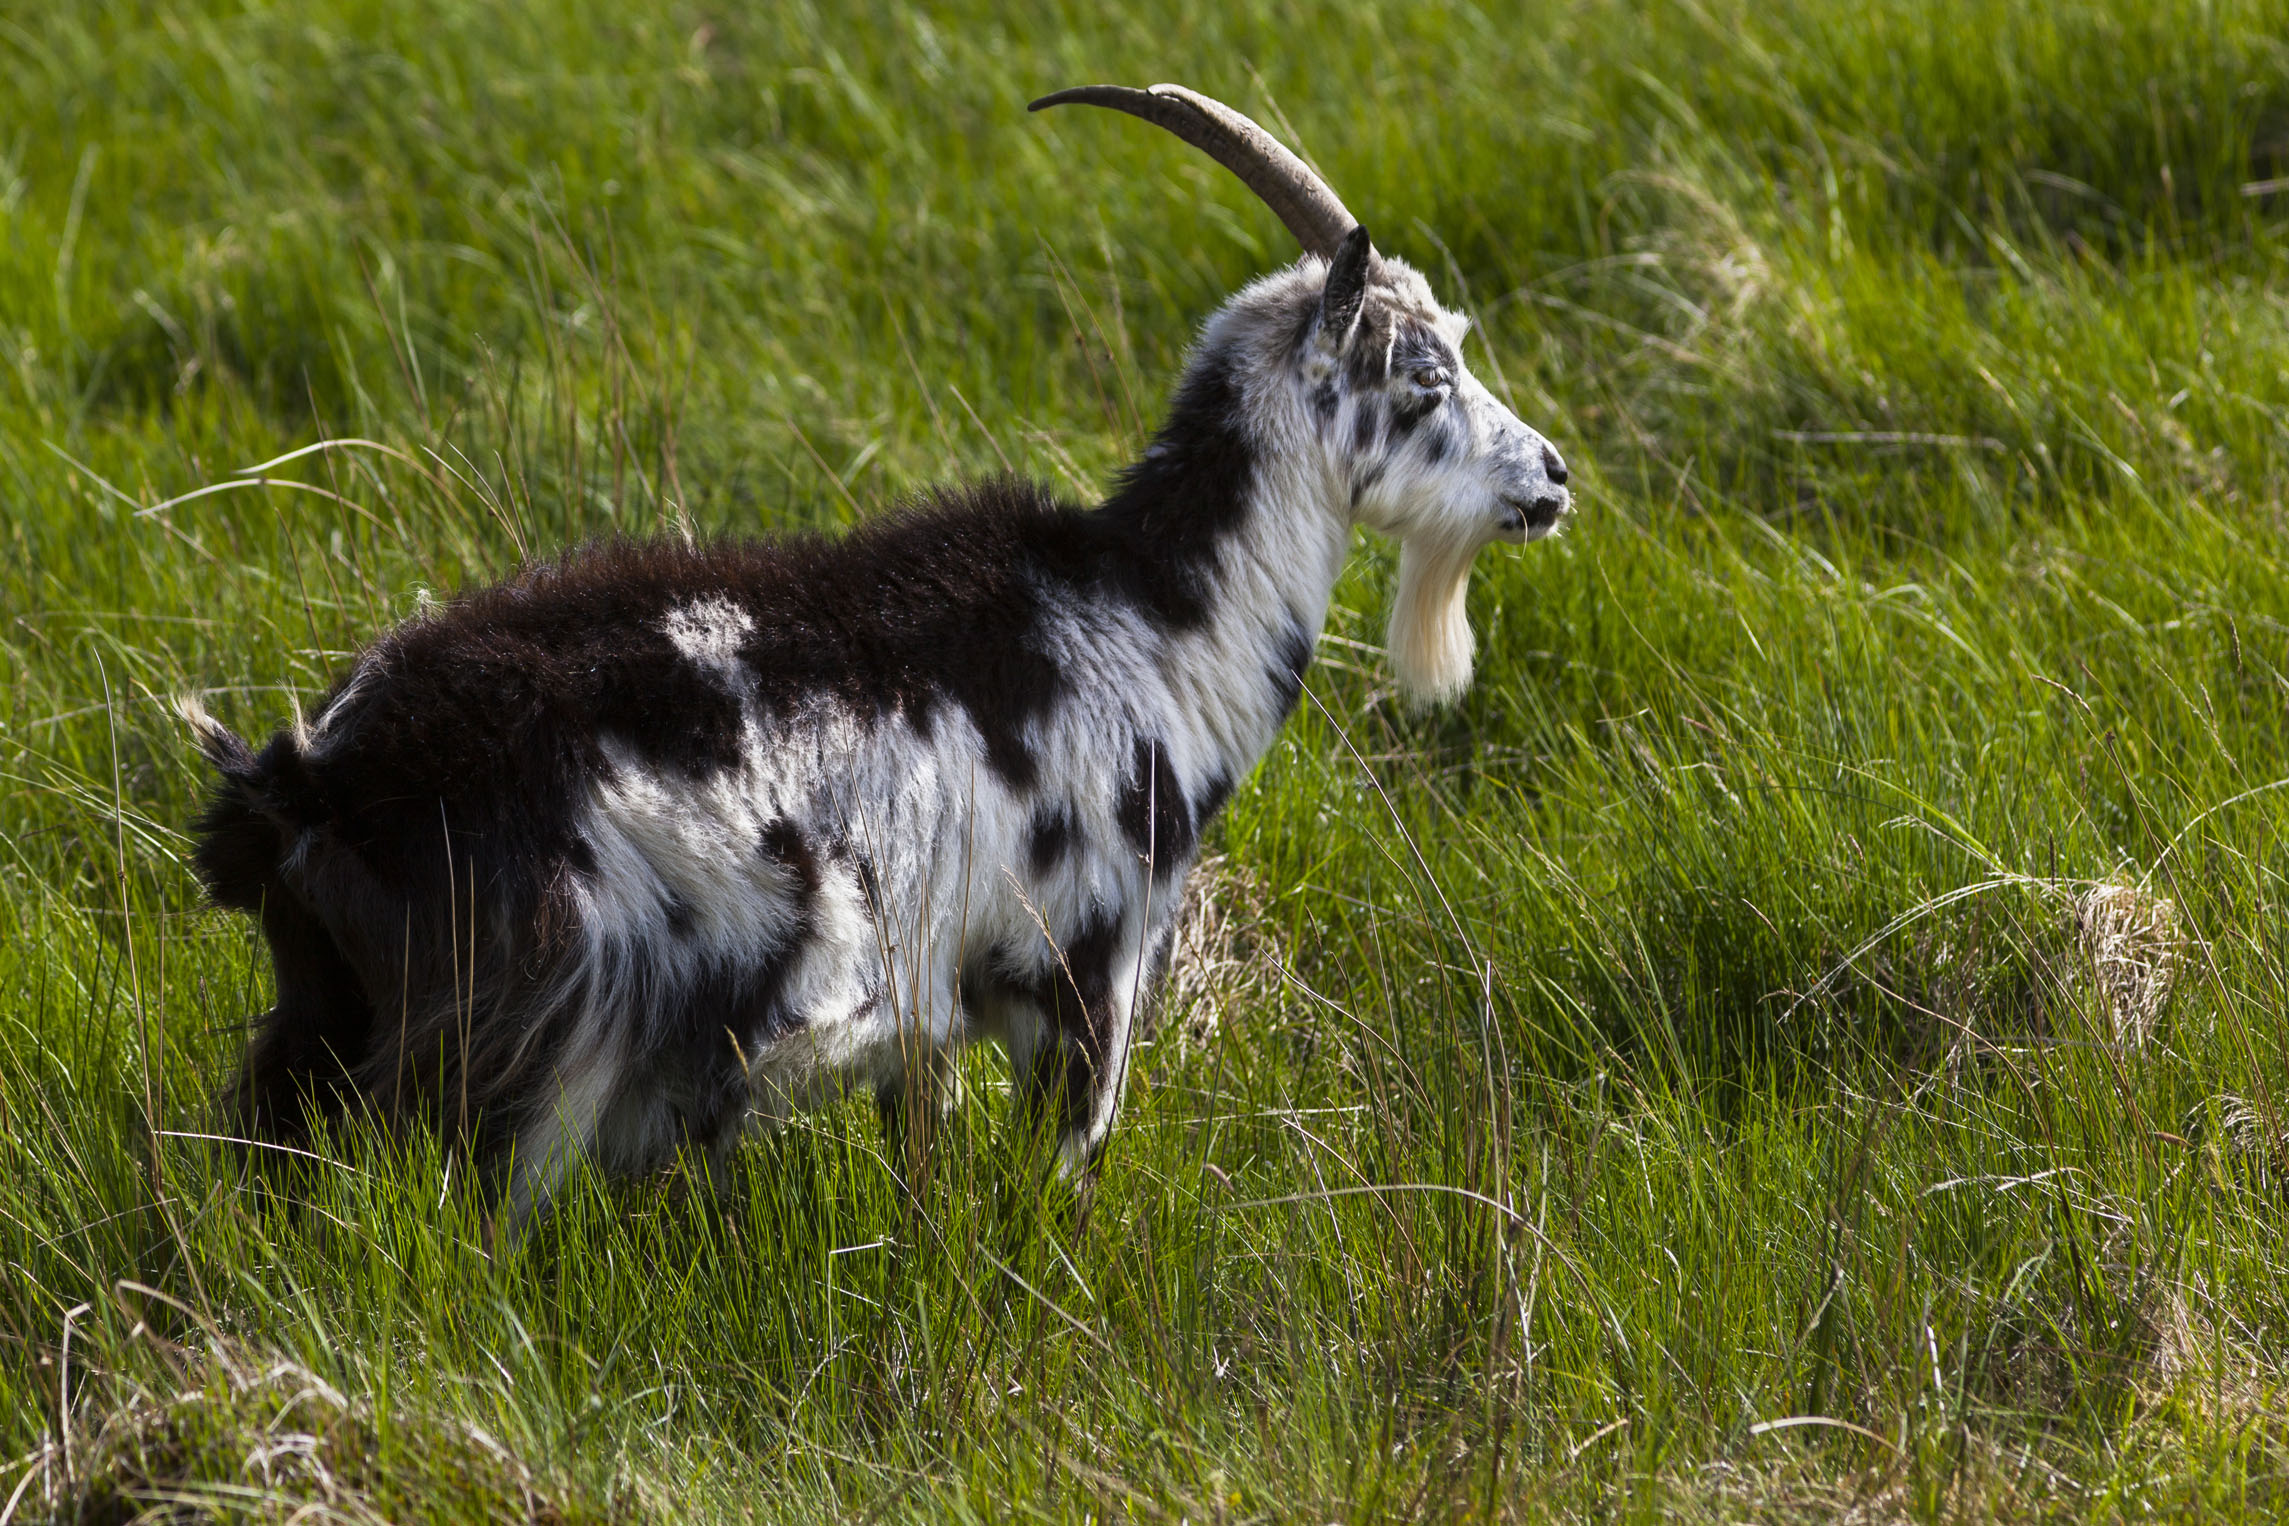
[1117,735,1194,877]
[985,903,1127,1146]
[1095,350,1259,630]
[1026,803,1080,875]
[1190,771,1235,828]
[635,931,811,1155]
[1352,402,1382,451]
[1320,225,1375,348]
[758,817,822,895]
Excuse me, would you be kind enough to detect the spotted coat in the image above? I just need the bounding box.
[187,234,1571,1219]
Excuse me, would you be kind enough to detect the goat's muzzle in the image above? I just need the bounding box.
[1498,491,1571,541]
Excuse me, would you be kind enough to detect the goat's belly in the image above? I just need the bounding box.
[569,711,1008,1101]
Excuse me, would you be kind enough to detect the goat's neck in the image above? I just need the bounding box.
[1099,346,1353,793]
[1169,452,1352,785]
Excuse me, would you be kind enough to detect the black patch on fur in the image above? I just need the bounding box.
[663,893,695,939]
[1026,803,1079,875]
[852,854,881,914]
[1391,390,1441,437]
[1266,615,1314,722]
[1118,735,1193,877]
[189,752,287,916]
[192,747,547,1150]
[635,927,812,1154]
[1319,224,1375,348]
[1311,379,1340,423]
[1097,351,1259,632]
[1420,422,1453,464]
[230,877,379,1145]
[1191,771,1234,829]
[759,817,821,895]
[1352,402,1381,452]
[565,835,598,877]
[1023,1041,1096,1149]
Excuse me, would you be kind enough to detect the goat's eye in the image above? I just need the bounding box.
[1411,366,1450,392]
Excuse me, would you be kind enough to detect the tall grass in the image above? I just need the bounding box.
[6,0,2289,1517]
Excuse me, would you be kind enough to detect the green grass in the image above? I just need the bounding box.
[8,0,2289,1517]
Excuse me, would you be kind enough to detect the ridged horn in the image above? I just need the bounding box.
[1028,83,1357,259]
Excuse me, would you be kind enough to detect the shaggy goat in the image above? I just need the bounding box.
[187,84,1573,1220]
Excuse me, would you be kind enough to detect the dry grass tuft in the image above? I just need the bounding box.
[1649,1459,1912,1524]
[1161,854,1285,1048]
[29,1340,615,1525]
[2073,883,2181,1049]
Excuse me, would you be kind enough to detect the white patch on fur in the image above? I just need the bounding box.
[662,596,755,682]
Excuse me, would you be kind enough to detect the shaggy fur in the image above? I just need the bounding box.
[188,228,1571,1219]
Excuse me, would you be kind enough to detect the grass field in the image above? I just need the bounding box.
[8,0,2289,1517]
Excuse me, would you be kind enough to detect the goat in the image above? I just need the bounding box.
[186,84,1574,1221]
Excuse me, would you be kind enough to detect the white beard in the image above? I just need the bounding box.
[1387,531,1481,707]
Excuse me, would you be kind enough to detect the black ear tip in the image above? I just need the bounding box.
[1329,223,1374,273]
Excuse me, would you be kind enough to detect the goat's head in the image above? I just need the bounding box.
[1032,83,1573,706]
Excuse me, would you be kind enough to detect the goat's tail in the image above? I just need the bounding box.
[182,694,316,910]
[180,695,377,1147]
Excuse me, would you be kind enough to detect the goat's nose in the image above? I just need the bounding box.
[1542,445,1568,486]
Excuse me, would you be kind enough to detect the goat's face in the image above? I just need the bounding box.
[1302,231,1570,552]
[1300,228,1572,704]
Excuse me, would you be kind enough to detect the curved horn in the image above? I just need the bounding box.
[1028,83,1357,259]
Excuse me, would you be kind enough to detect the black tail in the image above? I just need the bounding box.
[184,699,378,1146]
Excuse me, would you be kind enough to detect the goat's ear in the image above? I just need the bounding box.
[1317,224,1374,353]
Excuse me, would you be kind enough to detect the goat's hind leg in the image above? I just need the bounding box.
[231,884,379,1153]
[500,1028,630,1234]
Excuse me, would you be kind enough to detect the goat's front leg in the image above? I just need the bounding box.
[875,1046,962,1190]
[867,942,975,1193]
[1006,898,1174,1202]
